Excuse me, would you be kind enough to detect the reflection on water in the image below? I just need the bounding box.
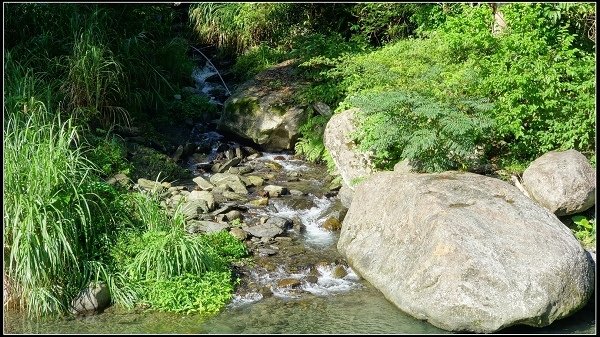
[4,287,595,334]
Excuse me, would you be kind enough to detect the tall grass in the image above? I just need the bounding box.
[4,60,100,316]
[62,29,129,128]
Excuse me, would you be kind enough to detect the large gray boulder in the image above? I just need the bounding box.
[323,109,375,190]
[522,149,595,216]
[338,171,594,333]
[218,60,309,151]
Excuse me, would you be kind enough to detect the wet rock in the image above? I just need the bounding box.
[217,157,242,173]
[304,275,319,284]
[264,161,283,171]
[243,217,290,238]
[211,204,234,216]
[263,185,288,197]
[322,217,342,231]
[180,199,209,219]
[273,155,286,161]
[289,189,304,196]
[246,153,261,161]
[193,176,215,191]
[249,197,269,207]
[230,227,248,241]
[70,283,111,316]
[332,265,348,279]
[314,101,332,117]
[219,60,309,151]
[277,278,302,288]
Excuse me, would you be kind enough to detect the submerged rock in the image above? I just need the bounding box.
[338,170,595,333]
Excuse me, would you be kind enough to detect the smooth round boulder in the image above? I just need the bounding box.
[338,171,594,333]
[522,149,595,216]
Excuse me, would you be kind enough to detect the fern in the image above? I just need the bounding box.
[294,114,329,163]
[349,90,494,172]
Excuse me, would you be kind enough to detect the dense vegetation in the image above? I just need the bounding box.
[4,2,596,318]
[4,3,245,318]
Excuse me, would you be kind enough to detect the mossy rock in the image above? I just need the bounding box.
[130,145,192,182]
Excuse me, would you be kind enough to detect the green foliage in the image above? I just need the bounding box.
[571,215,596,248]
[3,66,116,316]
[295,114,329,163]
[142,272,236,315]
[197,231,248,265]
[130,146,192,182]
[349,91,494,172]
[168,94,219,122]
[231,43,288,81]
[84,132,131,177]
[350,3,422,45]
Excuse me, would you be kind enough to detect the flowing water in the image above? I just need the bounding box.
[3,60,596,335]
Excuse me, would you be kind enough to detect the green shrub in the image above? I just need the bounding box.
[142,272,236,315]
[197,231,248,264]
[349,90,494,172]
[84,132,131,177]
[295,114,329,163]
[130,146,192,182]
[571,215,596,249]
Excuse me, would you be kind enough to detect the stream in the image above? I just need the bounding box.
[3,57,596,335]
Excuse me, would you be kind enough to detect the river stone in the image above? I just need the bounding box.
[187,220,229,234]
[522,149,596,216]
[218,60,309,151]
[193,176,215,191]
[289,189,304,196]
[217,157,242,173]
[244,175,265,187]
[332,265,348,279]
[222,191,248,202]
[224,210,243,222]
[188,190,215,211]
[137,178,164,192]
[263,185,288,197]
[229,227,248,241]
[322,217,342,231]
[70,283,111,316]
[228,166,253,175]
[180,199,209,219]
[210,173,248,194]
[258,248,278,256]
[338,182,354,208]
[243,217,291,238]
[277,278,302,288]
[249,197,269,207]
[338,170,595,333]
[107,173,130,187]
[323,108,375,191]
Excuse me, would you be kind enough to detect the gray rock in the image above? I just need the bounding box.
[289,189,304,196]
[263,185,288,197]
[137,178,164,192]
[243,175,264,187]
[187,220,229,234]
[211,204,233,216]
[107,173,130,187]
[393,159,415,173]
[258,248,278,256]
[228,166,253,175]
[243,217,291,239]
[223,191,249,202]
[188,190,215,212]
[217,157,242,173]
[229,227,248,241]
[193,176,215,191]
[324,109,375,190]
[210,173,248,195]
[218,60,309,151]
[522,149,595,216]
[338,182,354,209]
[313,101,332,117]
[338,170,595,333]
[70,283,111,315]
[224,210,243,222]
[180,199,209,219]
